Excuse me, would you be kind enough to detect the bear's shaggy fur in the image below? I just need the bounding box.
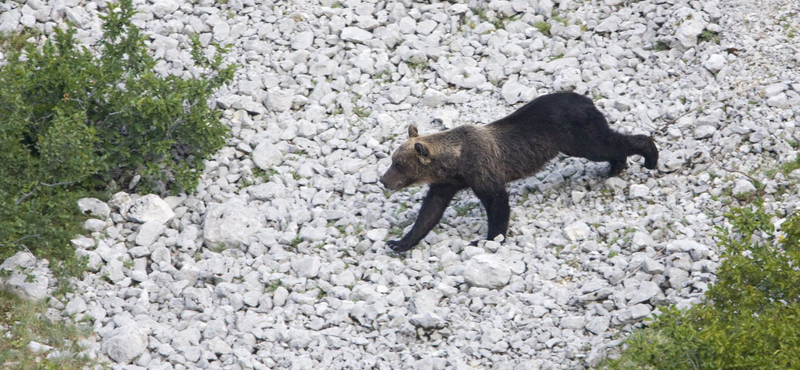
[380,92,658,252]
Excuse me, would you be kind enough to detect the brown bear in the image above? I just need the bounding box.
[379,91,658,252]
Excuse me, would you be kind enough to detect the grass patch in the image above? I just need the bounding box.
[353,106,371,118]
[405,59,429,71]
[287,236,303,251]
[373,69,391,83]
[763,154,800,182]
[0,291,92,370]
[653,41,670,52]
[469,6,520,30]
[208,244,226,253]
[454,202,480,217]
[252,167,279,182]
[469,7,489,22]
[552,10,569,26]
[389,226,404,237]
[780,154,800,176]
[534,21,551,36]
[266,280,283,293]
[698,30,721,44]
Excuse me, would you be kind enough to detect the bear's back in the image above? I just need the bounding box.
[493,92,596,129]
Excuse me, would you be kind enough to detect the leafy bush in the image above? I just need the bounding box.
[0,0,235,262]
[602,204,800,370]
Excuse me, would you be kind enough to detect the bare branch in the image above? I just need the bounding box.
[39,181,73,188]
[14,181,73,205]
[0,234,40,248]
[15,187,37,206]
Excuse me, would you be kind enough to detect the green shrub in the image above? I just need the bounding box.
[0,0,235,263]
[602,204,800,370]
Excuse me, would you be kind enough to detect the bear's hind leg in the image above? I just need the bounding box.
[474,188,511,242]
[580,133,658,175]
[623,134,658,170]
[570,107,658,174]
[608,159,628,177]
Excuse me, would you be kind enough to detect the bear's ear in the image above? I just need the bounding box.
[408,125,419,138]
[414,142,429,157]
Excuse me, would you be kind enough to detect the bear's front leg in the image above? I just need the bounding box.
[475,188,510,242]
[387,184,463,252]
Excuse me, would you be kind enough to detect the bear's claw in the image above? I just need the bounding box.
[387,240,413,253]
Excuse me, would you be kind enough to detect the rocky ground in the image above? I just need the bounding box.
[1,0,799,368]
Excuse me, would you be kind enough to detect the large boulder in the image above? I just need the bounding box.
[0,252,50,301]
[101,323,149,364]
[77,198,111,219]
[123,194,175,224]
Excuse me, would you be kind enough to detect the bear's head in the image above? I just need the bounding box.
[380,125,434,191]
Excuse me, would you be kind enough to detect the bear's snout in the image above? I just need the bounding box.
[379,173,398,190]
[379,166,405,191]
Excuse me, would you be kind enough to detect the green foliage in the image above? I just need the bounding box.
[287,236,303,251]
[470,6,489,22]
[534,21,551,36]
[405,59,429,71]
[778,154,800,176]
[552,10,569,26]
[0,291,93,370]
[389,226,404,237]
[602,204,800,370]
[653,41,670,52]
[373,68,391,83]
[266,280,283,293]
[0,0,234,263]
[455,202,480,217]
[353,106,371,118]
[0,28,41,52]
[698,30,721,44]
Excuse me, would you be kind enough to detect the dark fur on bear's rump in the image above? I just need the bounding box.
[380,92,658,252]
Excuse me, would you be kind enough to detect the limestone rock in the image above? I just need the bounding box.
[252,141,284,170]
[0,252,49,301]
[203,200,264,247]
[124,195,175,224]
[77,198,111,219]
[463,254,512,289]
[102,323,149,364]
